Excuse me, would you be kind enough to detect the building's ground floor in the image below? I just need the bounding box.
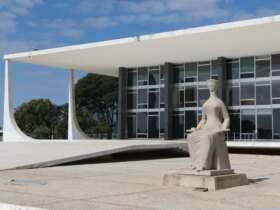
[118,54,280,142]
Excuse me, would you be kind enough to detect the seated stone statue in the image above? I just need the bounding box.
[187,79,231,171]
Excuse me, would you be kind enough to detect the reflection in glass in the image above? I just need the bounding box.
[229,110,240,136]
[211,60,219,79]
[226,86,239,106]
[227,61,239,80]
[198,88,209,106]
[173,88,184,108]
[257,109,272,139]
[198,65,210,81]
[272,80,280,99]
[256,85,271,105]
[240,57,254,78]
[148,116,159,138]
[241,109,255,135]
[149,91,159,108]
[241,83,255,105]
[273,109,280,139]
[149,70,159,85]
[138,89,147,108]
[137,112,147,134]
[160,87,165,108]
[174,65,184,83]
[127,92,136,109]
[272,54,280,70]
[185,111,197,131]
[160,112,165,135]
[127,116,136,138]
[256,60,270,78]
[185,87,197,107]
[185,63,197,82]
[138,68,148,85]
[128,71,137,87]
[173,115,184,139]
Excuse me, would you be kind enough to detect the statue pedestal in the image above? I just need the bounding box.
[163,169,248,191]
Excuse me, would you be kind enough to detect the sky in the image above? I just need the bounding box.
[1,0,280,127]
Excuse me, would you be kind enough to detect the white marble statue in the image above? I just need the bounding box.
[187,79,231,171]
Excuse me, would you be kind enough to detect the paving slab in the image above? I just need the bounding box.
[0,154,278,209]
[0,140,187,170]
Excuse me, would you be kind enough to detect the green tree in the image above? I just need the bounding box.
[15,99,59,139]
[75,73,118,139]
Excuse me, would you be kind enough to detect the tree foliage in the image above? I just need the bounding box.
[75,73,118,139]
[15,99,59,139]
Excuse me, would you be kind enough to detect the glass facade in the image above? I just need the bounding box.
[126,66,165,139]
[123,54,280,141]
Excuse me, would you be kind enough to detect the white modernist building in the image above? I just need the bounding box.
[3,15,280,148]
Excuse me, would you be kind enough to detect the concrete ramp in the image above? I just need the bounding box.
[0,140,187,170]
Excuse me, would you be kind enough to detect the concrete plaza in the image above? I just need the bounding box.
[0,153,279,210]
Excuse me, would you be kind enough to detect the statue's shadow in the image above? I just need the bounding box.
[248,177,269,184]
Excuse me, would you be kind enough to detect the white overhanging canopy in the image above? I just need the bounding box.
[4,15,280,77]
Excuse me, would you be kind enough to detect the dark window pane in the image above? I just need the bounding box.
[160,112,165,134]
[256,85,271,105]
[185,63,197,82]
[273,109,280,138]
[185,87,197,107]
[272,80,280,99]
[185,111,197,131]
[226,61,239,80]
[198,88,209,106]
[149,92,159,108]
[257,109,272,139]
[211,60,220,79]
[241,110,255,135]
[127,93,136,109]
[272,71,280,76]
[137,112,147,134]
[128,71,137,87]
[256,60,270,78]
[138,89,147,106]
[173,65,184,83]
[226,86,239,106]
[160,87,165,108]
[241,83,255,105]
[240,57,254,78]
[229,111,240,133]
[148,116,159,138]
[149,70,159,85]
[127,116,136,138]
[198,65,210,81]
[272,54,280,70]
[173,88,184,108]
[173,115,184,139]
[138,68,148,85]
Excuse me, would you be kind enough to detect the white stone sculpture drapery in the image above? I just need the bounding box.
[187,79,231,171]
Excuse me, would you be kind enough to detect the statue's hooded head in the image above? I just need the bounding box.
[207,79,219,93]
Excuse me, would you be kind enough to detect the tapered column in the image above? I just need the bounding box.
[3,60,33,141]
[68,69,88,140]
[163,63,175,140]
[117,67,128,139]
[217,57,227,101]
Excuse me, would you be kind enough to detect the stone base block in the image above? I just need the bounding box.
[163,170,248,191]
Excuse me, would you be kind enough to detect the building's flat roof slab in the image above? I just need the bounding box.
[0,140,186,170]
[4,15,280,76]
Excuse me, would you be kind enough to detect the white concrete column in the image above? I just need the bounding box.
[68,69,89,140]
[3,60,33,141]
